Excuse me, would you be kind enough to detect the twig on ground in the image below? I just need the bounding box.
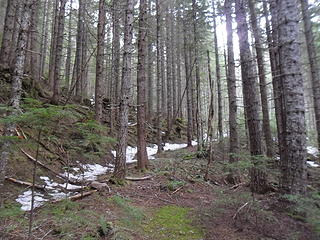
[171,185,184,195]
[125,175,153,181]
[233,202,250,220]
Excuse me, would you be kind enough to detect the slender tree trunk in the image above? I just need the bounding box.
[110,0,121,132]
[248,0,273,157]
[183,15,193,147]
[212,1,223,141]
[29,0,40,84]
[225,0,238,163]
[52,0,67,104]
[171,11,177,122]
[176,8,183,119]
[235,0,268,193]
[147,0,153,119]
[137,0,149,170]
[95,0,106,122]
[300,0,320,152]
[156,0,162,153]
[263,0,282,152]
[73,0,84,100]
[48,0,59,89]
[192,0,202,150]
[277,0,307,194]
[165,7,173,137]
[114,0,134,180]
[39,0,50,80]
[65,0,73,90]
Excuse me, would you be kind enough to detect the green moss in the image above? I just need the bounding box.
[144,205,204,240]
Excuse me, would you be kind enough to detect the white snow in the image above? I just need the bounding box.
[307,146,319,157]
[16,190,48,211]
[307,161,319,167]
[163,143,187,151]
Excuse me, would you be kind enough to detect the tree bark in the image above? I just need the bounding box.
[277,0,307,194]
[212,1,223,141]
[235,0,267,193]
[248,0,273,157]
[156,0,163,153]
[52,0,67,104]
[65,0,73,90]
[114,0,134,180]
[225,0,238,163]
[136,0,149,170]
[95,0,106,122]
[0,0,17,69]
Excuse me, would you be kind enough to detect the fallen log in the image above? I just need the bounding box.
[125,175,153,181]
[5,177,45,190]
[51,190,98,203]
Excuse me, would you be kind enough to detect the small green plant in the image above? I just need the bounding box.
[166,180,185,191]
[284,192,320,235]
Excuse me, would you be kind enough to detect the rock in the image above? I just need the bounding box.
[90,181,110,192]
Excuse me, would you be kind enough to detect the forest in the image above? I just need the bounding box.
[0,0,320,239]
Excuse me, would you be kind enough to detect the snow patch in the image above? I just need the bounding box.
[307,161,319,167]
[307,146,318,157]
[16,190,48,211]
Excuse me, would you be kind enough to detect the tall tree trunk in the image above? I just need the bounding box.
[110,0,121,133]
[192,0,202,150]
[114,0,134,180]
[147,0,153,119]
[225,0,238,164]
[183,14,193,147]
[95,0,106,122]
[0,0,17,69]
[263,0,282,152]
[300,0,320,152]
[48,0,59,89]
[39,0,50,80]
[73,0,84,100]
[248,0,273,157]
[52,0,67,104]
[235,0,268,193]
[29,0,40,84]
[171,11,177,122]
[165,6,173,136]
[176,8,183,119]
[212,1,223,141]
[65,0,73,90]
[277,0,307,194]
[137,0,149,170]
[156,0,162,153]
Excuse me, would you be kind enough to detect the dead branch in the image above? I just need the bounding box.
[125,175,153,181]
[51,190,98,203]
[21,149,80,185]
[233,202,250,220]
[229,182,246,190]
[171,185,184,195]
[5,177,45,190]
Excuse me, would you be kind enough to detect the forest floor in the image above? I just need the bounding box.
[1,145,319,240]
